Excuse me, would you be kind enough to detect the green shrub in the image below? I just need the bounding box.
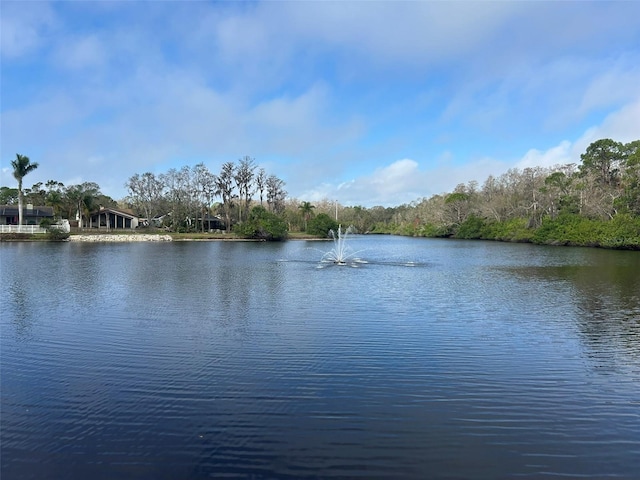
[529,214,640,248]
[395,223,418,236]
[39,218,54,228]
[597,213,640,249]
[234,206,288,241]
[480,218,533,242]
[307,213,338,237]
[46,227,70,241]
[454,215,486,239]
[416,223,452,237]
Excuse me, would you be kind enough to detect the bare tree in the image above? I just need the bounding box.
[215,162,236,231]
[255,168,267,206]
[161,167,196,231]
[125,172,165,226]
[266,174,287,214]
[193,163,217,232]
[444,184,471,226]
[234,156,256,223]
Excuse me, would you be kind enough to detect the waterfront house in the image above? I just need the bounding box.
[0,204,54,225]
[200,214,225,231]
[89,207,139,230]
[150,212,225,231]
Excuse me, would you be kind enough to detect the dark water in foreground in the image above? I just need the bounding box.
[2,237,639,479]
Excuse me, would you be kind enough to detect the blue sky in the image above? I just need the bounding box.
[2,1,639,207]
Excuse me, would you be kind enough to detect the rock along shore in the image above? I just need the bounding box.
[69,234,173,242]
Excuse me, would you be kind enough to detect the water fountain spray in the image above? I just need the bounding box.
[321,225,359,265]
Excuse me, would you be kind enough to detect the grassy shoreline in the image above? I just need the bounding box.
[377,213,640,251]
[3,220,637,249]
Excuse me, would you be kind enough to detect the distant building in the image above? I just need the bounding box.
[200,214,226,231]
[0,204,54,225]
[88,207,139,229]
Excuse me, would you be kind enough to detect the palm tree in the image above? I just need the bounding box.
[11,154,39,229]
[298,201,315,232]
[47,190,64,218]
[45,180,65,218]
[65,182,100,229]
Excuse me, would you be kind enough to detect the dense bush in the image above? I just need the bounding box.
[419,223,453,237]
[234,206,288,241]
[379,212,638,249]
[531,213,640,249]
[454,215,486,239]
[46,227,71,241]
[481,218,534,243]
[306,213,339,237]
[598,214,640,249]
[39,218,54,228]
[532,215,587,246]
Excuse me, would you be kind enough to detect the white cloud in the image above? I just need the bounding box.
[577,59,640,116]
[0,2,56,58]
[53,34,107,70]
[425,157,507,196]
[515,98,640,173]
[516,141,573,170]
[246,83,363,155]
[2,94,84,149]
[342,159,424,201]
[306,95,640,207]
[575,99,640,149]
[3,1,639,209]
[2,61,365,200]
[441,51,640,135]
[298,158,426,207]
[271,91,640,207]
[282,2,520,67]
[298,157,509,207]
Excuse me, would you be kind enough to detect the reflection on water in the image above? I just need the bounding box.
[1,239,639,479]
[502,252,640,373]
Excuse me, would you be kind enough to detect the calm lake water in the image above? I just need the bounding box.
[2,236,639,479]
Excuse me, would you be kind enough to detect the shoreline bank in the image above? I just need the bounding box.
[69,234,173,242]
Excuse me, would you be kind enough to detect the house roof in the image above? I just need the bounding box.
[90,206,138,219]
[0,205,54,217]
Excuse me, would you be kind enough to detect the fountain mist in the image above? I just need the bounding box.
[321,225,361,266]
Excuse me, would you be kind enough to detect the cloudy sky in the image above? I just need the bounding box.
[2,1,639,207]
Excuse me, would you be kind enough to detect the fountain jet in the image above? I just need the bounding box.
[321,225,360,265]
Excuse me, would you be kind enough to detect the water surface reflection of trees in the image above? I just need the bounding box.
[506,258,640,372]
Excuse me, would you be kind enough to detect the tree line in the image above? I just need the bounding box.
[123,156,286,232]
[3,138,639,247]
[359,138,640,248]
[2,155,287,233]
[285,138,640,248]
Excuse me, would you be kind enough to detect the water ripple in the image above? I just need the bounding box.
[1,240,639,479]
